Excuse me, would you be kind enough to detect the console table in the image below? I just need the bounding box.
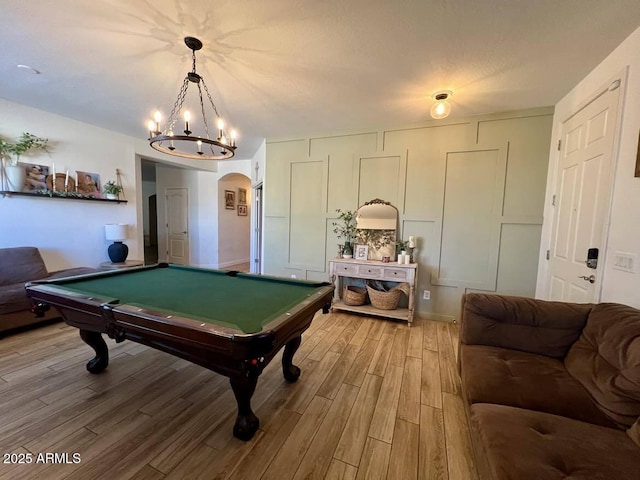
[329,258,417,323]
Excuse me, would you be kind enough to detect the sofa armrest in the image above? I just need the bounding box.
[460,293,593,359]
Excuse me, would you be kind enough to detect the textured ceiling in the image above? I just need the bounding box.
[1,0,640,159]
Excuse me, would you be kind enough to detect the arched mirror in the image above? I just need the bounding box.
[355,198,398,260]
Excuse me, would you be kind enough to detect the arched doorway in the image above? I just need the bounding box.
[217,173,251,271]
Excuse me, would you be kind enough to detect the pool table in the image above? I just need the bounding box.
[26,263,334,440]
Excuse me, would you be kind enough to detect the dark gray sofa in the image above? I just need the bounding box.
[0,247,97,335]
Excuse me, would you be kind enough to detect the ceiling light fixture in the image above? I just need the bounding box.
[430,90,453,119]
[17,64,41,74]
[147,36,238,160]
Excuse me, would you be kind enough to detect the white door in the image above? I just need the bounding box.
[547,80,621,302]
[166,188,189,265]
[252,183,263,274]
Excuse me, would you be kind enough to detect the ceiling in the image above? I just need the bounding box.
[2,1,640,160]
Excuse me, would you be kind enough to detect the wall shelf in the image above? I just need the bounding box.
[0,191,127,204]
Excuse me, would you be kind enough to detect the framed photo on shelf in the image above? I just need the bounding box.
[22,163,50,192]
[237,204,248,216]
[355,244,369,261]
[238,187,247,204]
[225,190,235,209]
[76,171,101,198]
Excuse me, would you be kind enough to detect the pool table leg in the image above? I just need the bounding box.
[282,335,302,382]
[230,375,259,441]
[79,330,109,373]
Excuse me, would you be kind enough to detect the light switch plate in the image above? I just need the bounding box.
[612,252,636,273]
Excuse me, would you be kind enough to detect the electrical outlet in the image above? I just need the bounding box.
[291,274,297,279]
[612,252,636,273]
[423,290,430,300]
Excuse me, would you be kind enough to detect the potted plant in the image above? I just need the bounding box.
[103,181,123,200]
[1,132,49,191]
[332,209,357,258]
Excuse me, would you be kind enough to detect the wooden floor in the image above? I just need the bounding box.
[0,313,478,480]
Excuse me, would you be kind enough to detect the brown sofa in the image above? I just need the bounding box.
[0,247,97,335]
[458,293,640,480]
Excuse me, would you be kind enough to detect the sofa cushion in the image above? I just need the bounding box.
[469,403,640,480]
[0,247,48,286]
[565,303,640,428]
[461,344,616,427]
[461,293,592,359]
[0,283,33,315]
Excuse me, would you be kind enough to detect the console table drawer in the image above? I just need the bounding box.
[334,263,358,275]
[382,268,408,281]
[357,265,383,277]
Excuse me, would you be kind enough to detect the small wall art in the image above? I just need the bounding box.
[76,171,101,198]
[238,187,247,204]
[237,204,247,216]
[225,190,235,209]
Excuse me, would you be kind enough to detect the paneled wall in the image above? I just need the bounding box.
[264,109,553,320]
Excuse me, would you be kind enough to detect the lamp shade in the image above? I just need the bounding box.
[105,224,127,242]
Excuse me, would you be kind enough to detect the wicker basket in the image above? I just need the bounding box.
[343,286,367,306]
[366,282,410,310]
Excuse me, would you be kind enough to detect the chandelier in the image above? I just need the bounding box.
[147,37,237,160]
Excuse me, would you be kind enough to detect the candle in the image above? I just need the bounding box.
[398,253,405,264]
[51,163,56,191]
[184,111,191,134]
[197,140,203,154]
[154,111,162,133]
[408,236,416,248]
[64,169,69,190]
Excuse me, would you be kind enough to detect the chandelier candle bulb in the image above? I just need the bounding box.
[154,111,162,133]
[230,130,237,147]
[197,140,203,154]
[168,130,175,150]
[147,120,155,139]
[184,111,191,135]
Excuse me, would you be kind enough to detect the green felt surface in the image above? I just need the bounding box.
[50,265,327,333]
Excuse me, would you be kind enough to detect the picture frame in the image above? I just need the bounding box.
[225,190,235,209]
[76,171,101,198]
[22,163,50,192]
[238,187,247,204]
[237,204,247,216]
[355,244,369,261]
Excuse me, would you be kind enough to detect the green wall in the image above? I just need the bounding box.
[264,108,553,321]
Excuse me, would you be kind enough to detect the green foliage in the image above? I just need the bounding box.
[1,132,50,165]
[103,181,123,195]
[332,209,357,242]
[396,239,409,253]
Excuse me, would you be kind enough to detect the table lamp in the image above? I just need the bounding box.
[105,224,129,263]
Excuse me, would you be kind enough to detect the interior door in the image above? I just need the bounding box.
[547,80,621,302]
[252,183,263,274]
[166,188,189,265]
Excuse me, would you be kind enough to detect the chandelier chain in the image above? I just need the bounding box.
[197,83,211,140]
[167,77,190,133]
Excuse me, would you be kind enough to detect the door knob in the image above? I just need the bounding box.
[578,275,595,284]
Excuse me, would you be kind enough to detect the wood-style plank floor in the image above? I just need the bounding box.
[0,313,478,480]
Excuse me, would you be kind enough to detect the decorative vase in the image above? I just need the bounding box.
[4,164,26,191]
[342,242,353,259]
[105,193,117,200]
